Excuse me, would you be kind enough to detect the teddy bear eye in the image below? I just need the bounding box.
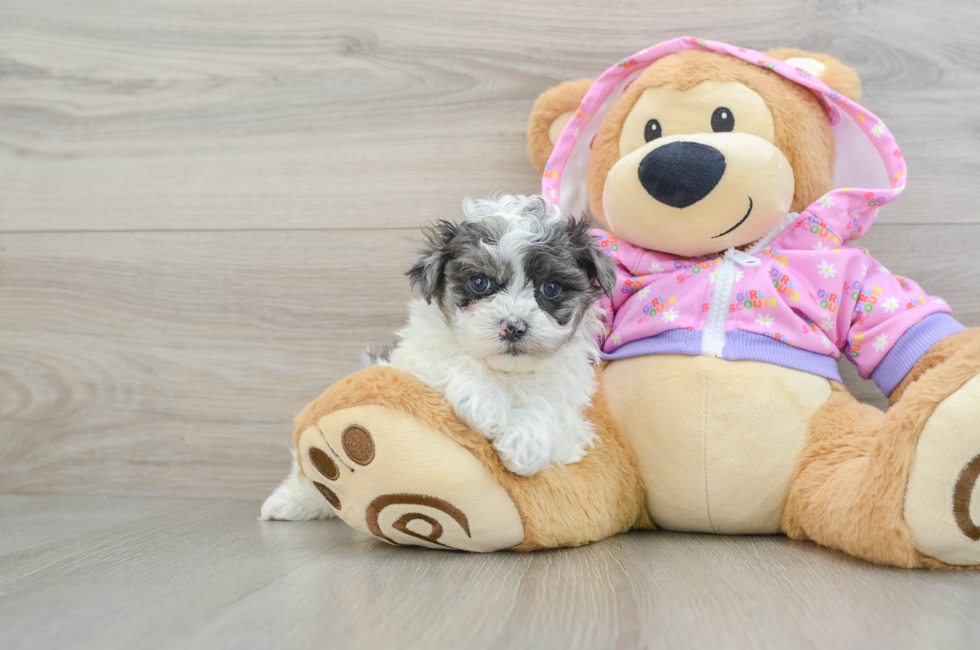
[711,106,735,132]
[644,119,662,142]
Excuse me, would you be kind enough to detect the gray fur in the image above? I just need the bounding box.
[406,194,614,359]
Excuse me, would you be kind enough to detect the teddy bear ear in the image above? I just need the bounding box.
[527,78,594,171]
[766,48,862,103]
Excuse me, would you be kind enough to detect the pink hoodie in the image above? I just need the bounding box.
[541,37,962,395]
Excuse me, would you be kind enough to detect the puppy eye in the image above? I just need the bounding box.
[644,119,662,143]
[470,274,492,294]
[711,106,734,132]
[540,281,561,299]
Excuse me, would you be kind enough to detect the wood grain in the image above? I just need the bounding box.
[1,0,979,232]
[1,225,978,498]
[1,495,979,650]
[4,1,980,645]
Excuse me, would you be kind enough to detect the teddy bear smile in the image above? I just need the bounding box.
[711,196,753,239]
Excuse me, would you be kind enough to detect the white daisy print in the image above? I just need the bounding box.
[548,187,558,199]
[708,270,718,284]
[822,335,834,349]
[813,241,828,251]
[883,297,899,313]
[873,333,888,352]
[661,308,679,323]
[871,122,885,137]
[817,260,837,279]
[933,298,945,305]
[818,194,835,208]
[819,317,834,331]
[649,261,662,274]
[735,268,745,282]
[638,287,650,299]
[612,332,622,345]
[755,314,775,328]
[878,265,890,274]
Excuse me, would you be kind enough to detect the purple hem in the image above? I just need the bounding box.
[602,329,843,382]
[723,330,842,382]
[871,313,965,396]
[602,329,702,360]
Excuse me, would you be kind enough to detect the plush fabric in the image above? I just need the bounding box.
[602,355,830,533]
[527,78,594,172]
[295,38,980,569]
[295,365,651,551]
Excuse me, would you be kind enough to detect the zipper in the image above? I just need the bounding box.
[701,254,739,357]
[700,212,799,359]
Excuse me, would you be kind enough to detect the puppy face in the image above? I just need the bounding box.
[408,199,615,371]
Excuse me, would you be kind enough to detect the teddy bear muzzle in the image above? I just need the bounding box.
[602,132,795,257]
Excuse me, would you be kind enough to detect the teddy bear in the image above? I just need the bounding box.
[283,38,980,569]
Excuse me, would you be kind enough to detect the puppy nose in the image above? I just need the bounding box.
[637,141,726,208]
[500,319,528,341]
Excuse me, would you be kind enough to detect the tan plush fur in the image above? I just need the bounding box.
[291,46,980,566]
[517,45,980,568]
[785,329,980,568]
[527,78,594,172]
[765,48,862,102]
[295,365,651,551]
[890,328,980,405]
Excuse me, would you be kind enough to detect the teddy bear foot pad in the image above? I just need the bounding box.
[905,374,980,566]
[297,404,525,552]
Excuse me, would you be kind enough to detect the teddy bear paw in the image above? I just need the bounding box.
[905,374,980,566]
[296,404,525,551]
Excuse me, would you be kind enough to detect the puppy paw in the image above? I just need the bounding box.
[454,389,509,439]
[259,457,336,521]
[260,481,336,521]
[549,417,597,466]
[493,414,553,476]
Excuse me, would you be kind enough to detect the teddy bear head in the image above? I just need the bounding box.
[528,48,861,257]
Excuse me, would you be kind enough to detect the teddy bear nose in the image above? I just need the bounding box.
[637,141,727,209]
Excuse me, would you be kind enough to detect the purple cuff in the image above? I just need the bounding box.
[871,313,965,396]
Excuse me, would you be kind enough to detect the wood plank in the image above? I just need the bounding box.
[0,229,417,498]
[1,495,979,650]
[1,0,978,232]
[0,224,976,498]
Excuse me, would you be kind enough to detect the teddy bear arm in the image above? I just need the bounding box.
[888,328,980,406]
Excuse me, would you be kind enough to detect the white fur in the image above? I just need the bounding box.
[260,194,604,520]
[385,298,603,475]
[259,454,336,520]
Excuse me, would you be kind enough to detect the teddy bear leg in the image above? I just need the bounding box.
[781,384,916,567]
[785,330,980,568]
[288,365,649,552]
[892,329,980,567]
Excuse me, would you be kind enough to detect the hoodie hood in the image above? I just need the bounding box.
[541,37,906,244]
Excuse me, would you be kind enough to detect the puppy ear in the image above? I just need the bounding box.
[766,48,862,102]
[565,217,617,299]
[406,220,457,303]
[527,79,594,171]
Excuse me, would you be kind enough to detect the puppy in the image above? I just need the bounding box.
[260,194,615,521]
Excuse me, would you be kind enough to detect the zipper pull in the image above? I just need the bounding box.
[724,247,761,267]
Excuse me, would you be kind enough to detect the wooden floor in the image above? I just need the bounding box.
[4,495,980,650]
[2,0,980,648]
